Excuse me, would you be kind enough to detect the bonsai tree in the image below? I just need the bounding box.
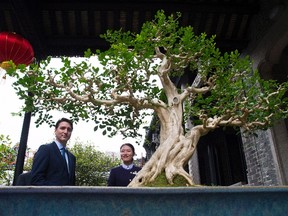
[7,10,288,187]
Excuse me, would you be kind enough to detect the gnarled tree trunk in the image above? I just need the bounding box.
[129,110,210,187]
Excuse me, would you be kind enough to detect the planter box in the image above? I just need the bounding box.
[1,186,288,215]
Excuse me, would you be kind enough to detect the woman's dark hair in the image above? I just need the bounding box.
[55,118,73,130]
[120,143,135,155]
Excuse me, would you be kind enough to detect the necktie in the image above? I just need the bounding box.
[61,148,69,173]
[61,148,66,160]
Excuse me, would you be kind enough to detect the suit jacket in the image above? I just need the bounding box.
[16,171,32,186]
[108,165,142,186]
[31,142,76,186]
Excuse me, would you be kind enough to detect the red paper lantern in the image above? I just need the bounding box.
[0,32,34,68]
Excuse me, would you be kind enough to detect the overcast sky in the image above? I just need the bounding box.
[0,69,147,159]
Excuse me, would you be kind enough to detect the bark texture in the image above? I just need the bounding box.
[129,122,209,187]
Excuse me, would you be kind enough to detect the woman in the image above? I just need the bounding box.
[108,143,142,186]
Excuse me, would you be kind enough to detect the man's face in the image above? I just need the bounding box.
[55,121,73,145]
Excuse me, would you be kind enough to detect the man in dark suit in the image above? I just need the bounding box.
[31,118,76,186]
[16,171,32,186]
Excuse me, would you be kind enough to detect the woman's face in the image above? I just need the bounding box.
[120,145,134,164]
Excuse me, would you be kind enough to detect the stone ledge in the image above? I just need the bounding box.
[1,186,288,215]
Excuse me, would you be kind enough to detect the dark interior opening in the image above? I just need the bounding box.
[197,127,248,186]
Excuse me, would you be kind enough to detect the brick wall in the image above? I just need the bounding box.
[241,130,281,186]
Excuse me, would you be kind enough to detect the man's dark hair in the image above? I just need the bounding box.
[55,118,73,130]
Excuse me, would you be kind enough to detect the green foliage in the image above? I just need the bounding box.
[5,10,288,146]
[23,155,33,172]
[0,135,17,185]
[189,52,288,131]
[70,140,121,186]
